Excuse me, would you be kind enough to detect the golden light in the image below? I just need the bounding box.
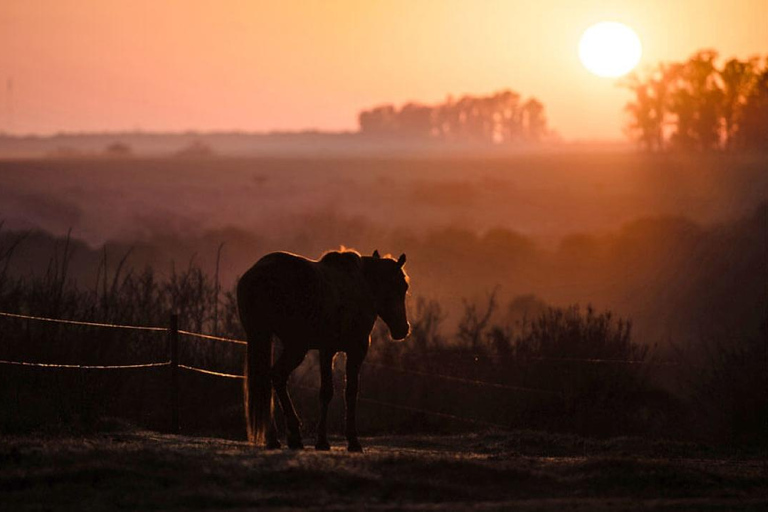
[579,22,642,78]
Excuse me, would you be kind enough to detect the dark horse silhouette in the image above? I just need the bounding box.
[237,249,409,452]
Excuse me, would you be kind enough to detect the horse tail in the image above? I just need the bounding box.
[244,328,272,446]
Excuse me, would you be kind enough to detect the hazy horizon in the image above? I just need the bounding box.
[1,0,766,139]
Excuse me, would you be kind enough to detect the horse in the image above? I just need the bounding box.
[237,249,409,452]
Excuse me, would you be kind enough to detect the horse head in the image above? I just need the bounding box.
[366,250,410,340]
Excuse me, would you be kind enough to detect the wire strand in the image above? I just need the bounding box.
[357,395,507,429]
[177,330,246,345]
[0,311,166,332]
[363,361,559,395]
[0,359,170,369]
[178,364,244,379]
[293,383,505,429]
[526,356,681,366]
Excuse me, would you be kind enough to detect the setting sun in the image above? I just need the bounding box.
[579,22,642,78]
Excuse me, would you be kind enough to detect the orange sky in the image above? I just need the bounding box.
[1,0,766,140]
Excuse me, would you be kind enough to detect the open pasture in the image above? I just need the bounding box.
[2,428,766,511]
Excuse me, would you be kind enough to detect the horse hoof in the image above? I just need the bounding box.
[315,441,331,451]
[288,439,304,450]
[347,441,363,453]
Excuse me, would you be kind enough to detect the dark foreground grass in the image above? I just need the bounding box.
[1,428,766,511]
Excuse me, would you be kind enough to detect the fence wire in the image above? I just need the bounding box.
[0,359,170,369]
[412,349,683,367]
[6,308,668,432]
[357,395,507,429]
[364,361,559,395]
[293,384,505,429]
[178,364,244,379]
[1,310,678,368]
[177,330,247,345]
[1,308,671,401]
[0,311,167,332]
[526,356,682,366]
[172,365,505,428]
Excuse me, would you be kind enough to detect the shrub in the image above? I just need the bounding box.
[685,318,768,446]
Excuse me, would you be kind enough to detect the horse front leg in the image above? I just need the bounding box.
[315,350,334,451]
[344,351,364,452]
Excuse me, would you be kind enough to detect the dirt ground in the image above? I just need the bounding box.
[1,428,766,511]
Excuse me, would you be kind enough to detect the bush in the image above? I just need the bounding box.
[685,318,768,446]
[0,230,743,443]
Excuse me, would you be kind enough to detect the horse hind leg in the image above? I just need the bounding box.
[345,352,364,453]
[243,326,280,449]
[315,350,334,451]
[271,343,307,449]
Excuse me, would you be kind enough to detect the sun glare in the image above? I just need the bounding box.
[579,22,642,78]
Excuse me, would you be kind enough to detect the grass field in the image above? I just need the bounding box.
[1,153,766,510]
[2,153,767,345]
[2,427,766,511]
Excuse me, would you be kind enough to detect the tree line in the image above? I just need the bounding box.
[358,90,548,145]
[624,50,768,152]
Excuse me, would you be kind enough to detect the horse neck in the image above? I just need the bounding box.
[360,256,379,297]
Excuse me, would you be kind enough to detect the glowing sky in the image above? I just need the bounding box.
[1,0,766,140]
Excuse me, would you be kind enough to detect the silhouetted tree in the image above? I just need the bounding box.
[457,289,498,352]
[494,90,523,143]
[692,51,724,150]
[522,98,547,143]
[738,65,768,150]
[104,141,132,157]
[397,103,433,138]
[624,50,768,152]
[358,90,548,145]
[175,139,215,158]
[358,105,398,136]
[623,65,670,151]
[720,57,758,150]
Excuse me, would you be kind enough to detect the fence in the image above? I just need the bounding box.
[0,310,676,434]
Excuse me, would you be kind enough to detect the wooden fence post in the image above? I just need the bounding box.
[169,313,179,433]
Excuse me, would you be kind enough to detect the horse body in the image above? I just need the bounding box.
[237,249,408,452]
[238,251,377,353]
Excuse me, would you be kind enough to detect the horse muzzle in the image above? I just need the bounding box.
[390,322,410,341]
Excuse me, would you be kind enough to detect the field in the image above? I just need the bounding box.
[3,153,767,251]
[2,152,767,341]
[2,428,766,511]
[1,152,767,510]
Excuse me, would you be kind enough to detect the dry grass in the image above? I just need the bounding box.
[1,428,765,511]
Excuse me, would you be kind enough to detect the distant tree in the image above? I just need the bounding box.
[667,50,723,151]
[358,105,398,136]
[623,65,671,152]
[623,74,656,151]
[720,57,758,150]
[623,50,768,152]
[522,98,547,143]
[104,141,132,157]
[174,140,214,158]
[737,65,768,150]
[397,103,434,138]
[358,90,548,145]
[457,289,498,352]
[495,89,523,143]
[46,146,83,159]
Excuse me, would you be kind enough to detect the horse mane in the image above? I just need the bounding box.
[319,248,363,272]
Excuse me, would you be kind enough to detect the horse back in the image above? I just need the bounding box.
[238,251,374,347]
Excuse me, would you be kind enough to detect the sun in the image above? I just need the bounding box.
[579,22,642,78]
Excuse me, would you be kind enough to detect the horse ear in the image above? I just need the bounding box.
[372,250,380,259]
[397,253,406,267]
